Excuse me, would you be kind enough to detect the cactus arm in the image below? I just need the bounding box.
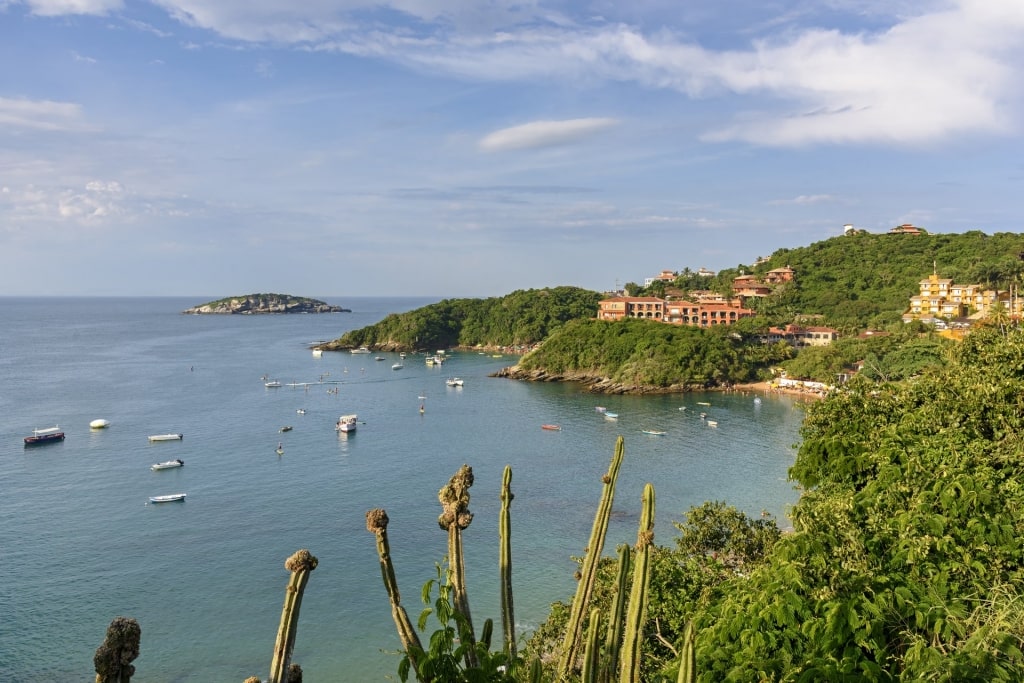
[499,465,517,658]
[618,484,655,683]
[438,464,478,667]
[366,509,426,670]
[269,549,318,683]
[94,616,141,683]
[558,436,626,678]
[677,620,696,683]
[581,608,603,683]
[598,544,632,683]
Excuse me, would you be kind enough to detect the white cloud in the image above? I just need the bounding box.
[479,118,619,152]
[23,0,121,16]
[0,97,91,131]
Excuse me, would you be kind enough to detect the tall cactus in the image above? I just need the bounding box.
[94,616,141,683]
[677,620,696,683]
[499,465,517,658]
[580,609,603,683]
[619,484,655,683]
[438,464,477,667]
[269,549,318,683]
[558,435,626,678]
[598,544,632,683]
[366,508,425,670]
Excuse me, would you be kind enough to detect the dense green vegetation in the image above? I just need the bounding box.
[777,322,953,384]
[522,326,1024,681]
[323,286,601,351]
[514,318,793,388]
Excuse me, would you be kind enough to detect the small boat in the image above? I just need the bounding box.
[697,401,711,406]
[678,406,687,411]
[279,425,293,432]
[706,420,718,427]
[350,347,371,354]
[312,348,323,358]
[446,378,464,387]
[541,424,561,431]
[754,397,762,405]
[336,414,358,433]
[392,363,404,370]
[296,409,306,415]
[148,433,183,442]
[604,412,619,420]
[151,459,184,470]
[276,442,284,455]
[89,419,111,429]
[400,352,407,358]
[265,380,282,388]
[641,430,666,436]
[595,406,607,413]
[149,493,186,504]
[375,356,385,361]
[24,426,65,445]
[419,404,425,414]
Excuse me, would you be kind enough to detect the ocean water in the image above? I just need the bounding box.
[0,297,808,682]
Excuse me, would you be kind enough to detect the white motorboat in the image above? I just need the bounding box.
[149,493,186,503]
[446,377,464,387]
[350,347,371,354]
[151,459,184,470]
[89,419,110,429]
[264,380,282,388]
[336,414,358,433]
[392,362,404,370]
[148,433,183,442]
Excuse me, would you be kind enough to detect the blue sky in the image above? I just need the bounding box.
[2,0,1023,298]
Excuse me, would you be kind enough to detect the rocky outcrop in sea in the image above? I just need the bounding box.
[183,294,349,315]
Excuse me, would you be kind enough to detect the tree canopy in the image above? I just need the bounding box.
[322,286,602,351]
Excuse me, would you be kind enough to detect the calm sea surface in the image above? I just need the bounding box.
[0,297,808,682]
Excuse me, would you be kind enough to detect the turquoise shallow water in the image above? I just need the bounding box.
[0,297,808,682]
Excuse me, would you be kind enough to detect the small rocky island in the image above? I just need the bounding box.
[183,293,350,315]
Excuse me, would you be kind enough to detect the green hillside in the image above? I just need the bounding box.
[321,286,602,351]
[719,230,1024,329]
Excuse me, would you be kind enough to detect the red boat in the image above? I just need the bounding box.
[24,426,65,445]
[541,424,561,431]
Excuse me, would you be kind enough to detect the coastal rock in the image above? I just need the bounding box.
[491,365,693,395]
[183,294,349,315]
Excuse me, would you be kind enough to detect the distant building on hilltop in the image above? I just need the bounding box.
[644,270,677,287]
[889,223,924,235]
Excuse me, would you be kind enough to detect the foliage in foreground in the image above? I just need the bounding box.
[697,326,1024,680]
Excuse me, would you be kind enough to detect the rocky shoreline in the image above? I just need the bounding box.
[491,366,824,399]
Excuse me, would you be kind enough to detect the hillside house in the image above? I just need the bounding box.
[904,272,1017,322]
[598,297,665,321]
[599,296,754,328]
[765,324,838,348]
[889,223,924,235]
[764,266,795,284]
[644,270,677,287]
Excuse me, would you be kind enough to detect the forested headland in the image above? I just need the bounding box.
[322,231,1024,391]
[318,286,602,352]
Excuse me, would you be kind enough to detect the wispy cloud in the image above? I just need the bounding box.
[769,194,839,205]
[479,118,619,152]
[0,97,92,131]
